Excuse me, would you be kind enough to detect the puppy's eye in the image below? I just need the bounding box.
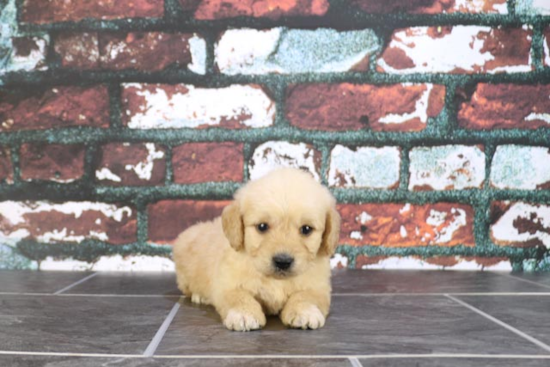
[300,225,313,236]
[257,223,269,233]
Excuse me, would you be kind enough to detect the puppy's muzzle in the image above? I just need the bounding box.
[272,253,294,272]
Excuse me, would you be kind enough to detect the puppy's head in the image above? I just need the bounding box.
[222,168,340,278]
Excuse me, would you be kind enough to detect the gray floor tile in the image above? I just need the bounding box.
[508,274,550,290]
[0,356,351,367]
[0,270,95,294]
[0,295,176,354]
[331,270,547,294]
[359,357,550,367]
[155,296,546,356]
[65,272,180,295]
[456,295,550,348]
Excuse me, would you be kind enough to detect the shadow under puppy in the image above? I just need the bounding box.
[173,168,341,331]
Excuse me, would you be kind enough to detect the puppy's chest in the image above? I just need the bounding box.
[253,282,291,315]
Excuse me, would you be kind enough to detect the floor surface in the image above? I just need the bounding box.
[1,270,550,366]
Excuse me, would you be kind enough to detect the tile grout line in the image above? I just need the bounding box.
[2,351,550,359]
[143,297,182,357]
[53,273,98,295]
[3,292,550,298]
[332,292,550,297]
[0,292,183,298]
[497,273,550,291]
[348,357,364,367]
[445,294,550,353]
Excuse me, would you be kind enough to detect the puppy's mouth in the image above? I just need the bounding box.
[271,268,294,279]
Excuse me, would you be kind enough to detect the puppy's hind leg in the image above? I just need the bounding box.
[175,265,190,296]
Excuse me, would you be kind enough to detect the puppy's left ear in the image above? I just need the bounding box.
[222,202,244,252]
[319,206,341,257]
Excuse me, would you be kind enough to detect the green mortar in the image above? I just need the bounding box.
[1,0,550,271]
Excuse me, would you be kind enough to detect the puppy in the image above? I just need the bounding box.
[173,168,340,331]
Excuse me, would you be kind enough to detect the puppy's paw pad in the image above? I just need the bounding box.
[224,309,265,332]
[285,305,325,330]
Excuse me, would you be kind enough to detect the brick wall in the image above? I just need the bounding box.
[1,0,549,271]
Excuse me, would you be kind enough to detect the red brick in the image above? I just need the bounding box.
[96,143,166,186]
[0,148,13,184]
[54,33,196,71]
[22,0,163,24]
[173,142,243,184]
[0,86,110,131]
[378,26,532,74]
[53,33,99,70]
[459,84,550,129]
[148,200,229,243]
[490,202,550,248]
[182,0,329,19]
[338,203,475,247]
[351,0,506,14]
[0,201,137,245]
[20,144,85,183]
[286,83,445,132]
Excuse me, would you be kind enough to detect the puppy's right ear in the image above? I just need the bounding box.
[221,202,244,251]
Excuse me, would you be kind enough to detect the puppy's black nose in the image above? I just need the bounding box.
[273,253,294,271]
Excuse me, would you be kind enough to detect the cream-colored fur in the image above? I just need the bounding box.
[173,168,340,331]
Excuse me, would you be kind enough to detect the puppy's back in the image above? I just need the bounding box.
[173,217,229,302]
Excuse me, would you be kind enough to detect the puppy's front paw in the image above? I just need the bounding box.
[281,304,326,330]
[223,309,266,332]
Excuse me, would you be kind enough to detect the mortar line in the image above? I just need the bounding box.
[164,144,174,185]
[9,144,21,183]
[242,142,252,182]
[348,357,364,367]
[53,272,98,294]
[143,298,181,357]
[531,22,545,72]
[445,294,550,353]
[5,68,550,89]
[136,202,149,245]
[320,143,331,186]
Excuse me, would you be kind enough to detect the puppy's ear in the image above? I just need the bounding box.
[221,202,244,251]
[319,206,341,257]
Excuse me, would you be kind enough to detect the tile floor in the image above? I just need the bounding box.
[1,270,550,366]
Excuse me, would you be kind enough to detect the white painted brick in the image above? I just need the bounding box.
[491,202,550,248]
[378,26,532,74]
[490,145,550,189]
[188,34,206,75]
[249,141,320,181]
[409,145,485,190]
[516,0,550,15]
[123,84,275,129]
[216,28,379,75]
[329,145,401,189]
[358,256,511,271]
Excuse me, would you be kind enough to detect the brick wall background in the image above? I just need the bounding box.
[1,0,550,271]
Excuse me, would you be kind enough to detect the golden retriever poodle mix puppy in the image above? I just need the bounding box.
[173,168,341,331]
